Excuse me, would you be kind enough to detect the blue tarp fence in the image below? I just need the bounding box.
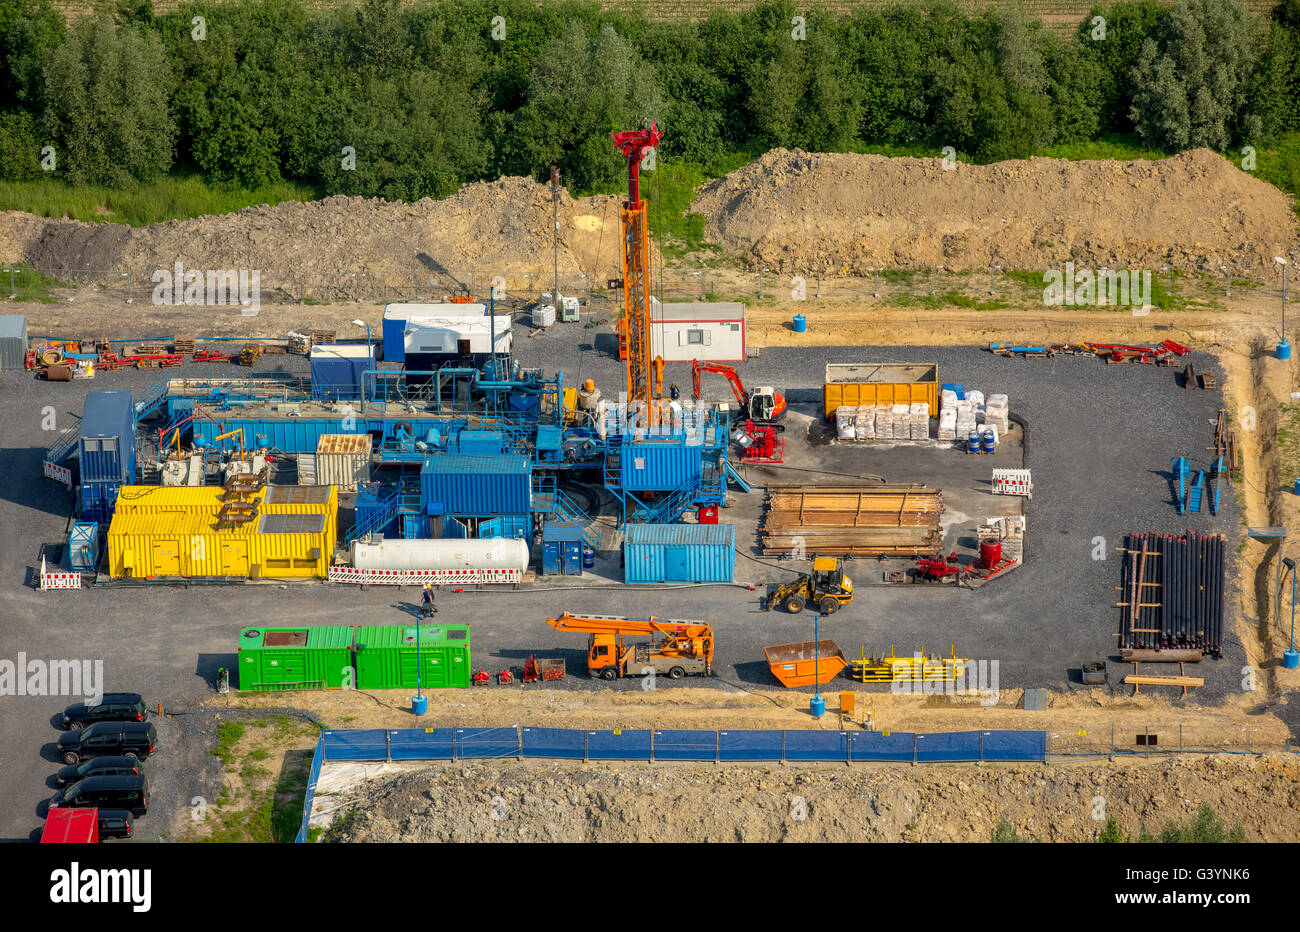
[309,727,1048,766]
[295,727,1048,841]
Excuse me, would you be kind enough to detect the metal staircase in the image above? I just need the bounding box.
[134,379,169,422]
[1172,457,1189,514]
[45,426,79,467]
[345,483,422,545]
[630,475,702,525]
[532,476,601,548]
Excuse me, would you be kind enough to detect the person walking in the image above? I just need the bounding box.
[670,382,680,400]
[421,584,437,617]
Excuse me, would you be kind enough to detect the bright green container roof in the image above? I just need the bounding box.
[238,626,356,650]
[353,624,470,650]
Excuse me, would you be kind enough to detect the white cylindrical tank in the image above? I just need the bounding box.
[350,537,530,572]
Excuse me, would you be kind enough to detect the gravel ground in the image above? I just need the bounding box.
[0,329,1245,840]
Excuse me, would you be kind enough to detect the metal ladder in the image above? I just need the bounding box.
[1172,457,1189,514]
[1188,471,1205,513]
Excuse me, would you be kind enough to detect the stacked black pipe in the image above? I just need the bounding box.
[1120,531,1224,657]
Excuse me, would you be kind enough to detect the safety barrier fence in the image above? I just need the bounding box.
[296,725,1045,841]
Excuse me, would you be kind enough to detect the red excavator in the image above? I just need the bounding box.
[690,360,786,423]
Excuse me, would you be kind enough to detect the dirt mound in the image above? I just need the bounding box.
[0,177,628,296]
[690,148,1299,271]
[322,754,1300,843]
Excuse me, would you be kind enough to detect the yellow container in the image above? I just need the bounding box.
[113,484,336,516]
[107,511,333,579]
[823,362,939,419]
[113,486,228,515]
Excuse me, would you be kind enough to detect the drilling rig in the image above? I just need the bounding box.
[611,123,665,427]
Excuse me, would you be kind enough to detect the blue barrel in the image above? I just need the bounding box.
[809,695,825,718]
[982,430,996,453]
[1294,477,1300,496]
[582,545,595,569]
[792,314,807,332]
[411,695,428,715]
[967,431,980,453]
[1280,339,1293,360]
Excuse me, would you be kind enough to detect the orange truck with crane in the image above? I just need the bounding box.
[547,611,714,680]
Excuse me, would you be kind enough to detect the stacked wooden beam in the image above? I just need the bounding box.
[762,485,943,556]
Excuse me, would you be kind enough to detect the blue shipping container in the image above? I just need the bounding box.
[193,416,354,453]
[382,306,409,362]
[80,481,122,524]
[624,523,735,584]
[620,442,702,492]
[421,453,531,516]
[541,521,583,575]
[310,345,374,401]
[78,391,136,483]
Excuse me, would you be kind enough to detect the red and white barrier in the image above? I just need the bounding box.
[328,566,522,586]
[43,460,72,487]
[992,468,1033,499]
[39,557,83,590]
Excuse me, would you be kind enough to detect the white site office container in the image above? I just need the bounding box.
[650,300,746,362]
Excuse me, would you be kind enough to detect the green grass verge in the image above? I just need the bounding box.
[0,171,319,226]
[0,263,62,302]
[202,714,320,843]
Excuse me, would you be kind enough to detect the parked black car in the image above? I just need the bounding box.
[56,722,156,765]
[95,808,135,841]
[56,755,145,787]
[61,693,146,730]
[51,774,149,818]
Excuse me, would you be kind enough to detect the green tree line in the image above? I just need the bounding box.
[2,0,1300,199]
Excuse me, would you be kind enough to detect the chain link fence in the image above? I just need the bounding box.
[1,262,1291,310]
[1044,722,1280,756]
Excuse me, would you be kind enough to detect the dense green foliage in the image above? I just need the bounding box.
[1,0,1299,210]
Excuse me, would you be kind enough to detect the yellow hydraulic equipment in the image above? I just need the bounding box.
[611,123,666,427]
[546,611,713,680]
[851,644,970,685]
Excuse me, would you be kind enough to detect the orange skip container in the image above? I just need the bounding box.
[764,640,848,688]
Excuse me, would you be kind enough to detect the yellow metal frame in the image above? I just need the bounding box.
[851,644,970,684]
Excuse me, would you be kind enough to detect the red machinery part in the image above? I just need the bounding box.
[916,553,963,580]
[739,421,785,464]
[610,122,663,205]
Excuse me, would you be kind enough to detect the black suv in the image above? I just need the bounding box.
[61,693,146,730]
[57,722,156,765]
[96,809,134,841]
[56,755,145,787]
[51,774,149,818]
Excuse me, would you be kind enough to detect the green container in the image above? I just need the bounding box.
[237,626,355,691]
[353,624,471,690]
